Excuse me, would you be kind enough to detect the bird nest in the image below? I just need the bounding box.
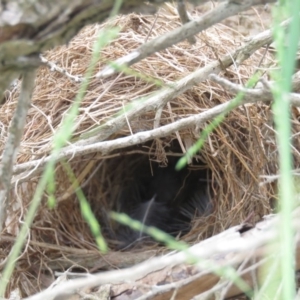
[0,3,293,297]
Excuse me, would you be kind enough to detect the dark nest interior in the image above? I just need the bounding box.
[0,3,293,297]
[86,141,213,250]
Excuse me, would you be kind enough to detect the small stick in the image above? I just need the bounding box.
[177,0,197,44]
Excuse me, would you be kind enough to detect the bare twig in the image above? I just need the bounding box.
[8,19,291,178]
[0,68,36,232]
[10,91,262,177]
[40,55,83,83]
[0,0,163,94]
[177,0,196,44]
[74,19,282,145]
[12,80,300,180]
[209,74,300,106]
[96,0,276,78]
[0,71,20,104]
[23,208,300,300]
[9,19,292,180]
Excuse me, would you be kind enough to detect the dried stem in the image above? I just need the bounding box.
[96,0,276,78]
[0,68,36,231]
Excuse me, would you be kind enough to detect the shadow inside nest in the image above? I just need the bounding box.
[88,151,213,251]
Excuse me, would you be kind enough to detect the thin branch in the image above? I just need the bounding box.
[40,55,83,83]
[96,0,276,78]
[9,19,292,179]
[10,94,260,177]
[0,71,20,104]
[12,12,291,180]
[80,18,286,147]
[209,74,300,106]
[12,80,299,179]
[23,208,300,300]
[0,68,36,232]
[8,19,292,178]
[0,0,164,94]
[177,0,196,44]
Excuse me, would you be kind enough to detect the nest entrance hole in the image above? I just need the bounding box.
[86,142,213,250]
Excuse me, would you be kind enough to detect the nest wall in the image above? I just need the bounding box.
[0,3,293,296]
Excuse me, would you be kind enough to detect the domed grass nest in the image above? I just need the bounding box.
[0,3,292,297]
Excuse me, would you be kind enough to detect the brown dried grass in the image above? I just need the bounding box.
[0,3,287,297]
